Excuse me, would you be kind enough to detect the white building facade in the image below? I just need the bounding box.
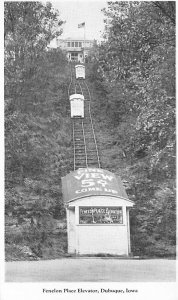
[56,38,94,62]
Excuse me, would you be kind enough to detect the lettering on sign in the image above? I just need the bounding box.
[79,206,123,224]
[61,168,128,202]
[73,168,119,196]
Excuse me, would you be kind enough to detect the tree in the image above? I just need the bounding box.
[89,1,176,256]
[5,3,70,260]
[4,1,64,101]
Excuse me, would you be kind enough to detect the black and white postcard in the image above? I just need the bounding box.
[2,0,177,299]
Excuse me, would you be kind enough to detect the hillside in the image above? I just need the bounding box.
[5,1,176,260]
[86,1,176,257]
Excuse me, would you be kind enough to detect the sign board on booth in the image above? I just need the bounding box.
[79,206,123,224]
[62,168,129,203]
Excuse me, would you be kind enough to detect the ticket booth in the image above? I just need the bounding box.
[62,168,134,256]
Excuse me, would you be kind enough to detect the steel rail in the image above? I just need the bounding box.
[81,120,88,169]
[72,121,76,171]
[79,80,101,168]
[85,81,101,168]
[68,63,101,170]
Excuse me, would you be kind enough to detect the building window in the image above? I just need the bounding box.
[79,42,82,47]
[72,42,74,47]
[75,42,78,47]
[79,206,123,224]
[71,52,78,61]
[67,42,70,47]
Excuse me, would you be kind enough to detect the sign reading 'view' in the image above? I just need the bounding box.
[62,168,128,203]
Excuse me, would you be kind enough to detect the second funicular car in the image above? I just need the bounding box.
[75,65,85,79]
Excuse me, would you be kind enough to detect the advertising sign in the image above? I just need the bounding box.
[62,168,129,203]
[79,206,123,224]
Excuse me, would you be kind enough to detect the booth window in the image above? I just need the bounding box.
[79,206,123,224]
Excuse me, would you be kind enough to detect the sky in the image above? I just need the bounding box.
[50,0,107,45]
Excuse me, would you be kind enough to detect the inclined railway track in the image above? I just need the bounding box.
[68,63,101,171]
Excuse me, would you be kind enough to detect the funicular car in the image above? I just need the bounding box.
[75,65,85,79]
[69,94,84,118]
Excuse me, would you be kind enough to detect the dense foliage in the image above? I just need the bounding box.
[88,1,176,256]
[5,1,71,260]
[5,1,176,259]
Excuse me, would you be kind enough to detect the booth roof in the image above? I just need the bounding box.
[61,168,133,204]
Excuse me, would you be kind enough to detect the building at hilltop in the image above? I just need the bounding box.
[56,38,95,62]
